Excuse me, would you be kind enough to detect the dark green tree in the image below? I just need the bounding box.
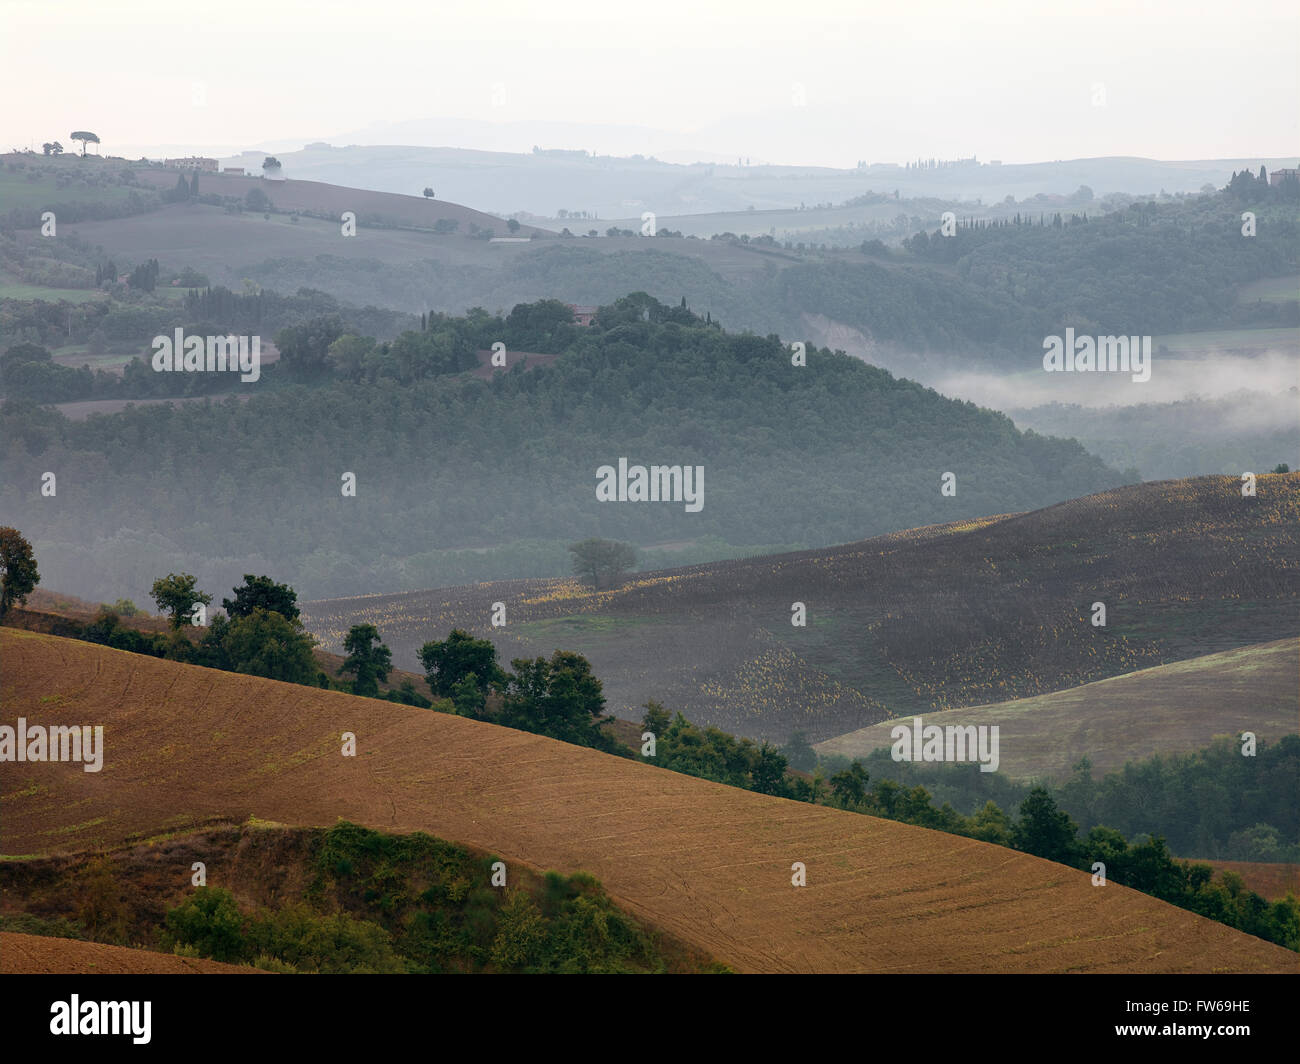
[419,629,504,698]
[1012,787,1081,865]
[221,607,317,684]
[274,315,345,379]
[150,572,212,628]
[222,574,300,622]
[0,526,40,618]
[640,700,671,741]
[450,672,485,717]
[751,742,789,795]
[341,623,392,697]
[501,650,614,749]
[829,761,869,807]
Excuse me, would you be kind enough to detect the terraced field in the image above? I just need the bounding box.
[2,629,1294,973]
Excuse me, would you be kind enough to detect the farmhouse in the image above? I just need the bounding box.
[566,304,597,326]
[1268,168,1299,187]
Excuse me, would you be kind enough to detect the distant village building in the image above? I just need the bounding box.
[223,166,245,176]
[566,304,597,326]
[1268,168,1300,187]
[162,156,218,172]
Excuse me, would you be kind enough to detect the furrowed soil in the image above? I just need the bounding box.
[0,931,258,974]
[2,629,1295,973]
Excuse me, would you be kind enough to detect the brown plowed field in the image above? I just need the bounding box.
[0,932,258,974]
[2,629,1295,973]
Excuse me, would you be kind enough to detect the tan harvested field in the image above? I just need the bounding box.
[2,629,1295,973]
[0,931,257,974]
[816,638,1300,780]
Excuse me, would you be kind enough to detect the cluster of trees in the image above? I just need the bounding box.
[1,293,1128,602]
[641,702,792,795]
[1226,166,1300,204]
[0,283,417,403]
[126,258,160,292]
[418,629,621,753]
[164,172,202,203]
[835,737,1300,863]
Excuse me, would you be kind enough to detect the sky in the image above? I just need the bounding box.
[2,0,1297,168]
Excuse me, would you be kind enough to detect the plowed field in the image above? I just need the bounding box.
[2,629,1295,973]
[0,932,257,974]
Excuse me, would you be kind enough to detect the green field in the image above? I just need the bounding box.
[0,169,136,211]
[0,281,106,303]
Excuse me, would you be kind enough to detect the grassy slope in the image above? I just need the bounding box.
[815,637,1299,780]
[1,628,1295,973]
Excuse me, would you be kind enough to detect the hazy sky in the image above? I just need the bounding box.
[3,0,1296,167]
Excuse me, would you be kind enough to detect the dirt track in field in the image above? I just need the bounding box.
[0,932,258,974]
[2,629,1296,973]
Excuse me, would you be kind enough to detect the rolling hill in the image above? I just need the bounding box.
[1,627,1294,972]
[302,474,1300,744]
[815,637,1300,780]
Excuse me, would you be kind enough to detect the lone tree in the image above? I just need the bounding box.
[70,131,100,156]
[568,538,637,590]
[222,574,300,622]
[150,572,212,628]
[341,624,393,698]
[422,187,435,198]
[0,527,40,618]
